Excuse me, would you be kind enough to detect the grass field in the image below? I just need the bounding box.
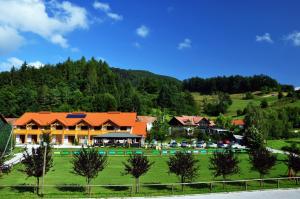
[192,91,300,118]
[0,152,299,198]
[267,138,300,150]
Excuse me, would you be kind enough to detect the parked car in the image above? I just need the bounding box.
[181,140,188,148]
[217,142,224,148]
[230,143,246,149]
[207,142,217,148]
[169,142,178,148]
[196,141,206,148]
[0,164,11,173]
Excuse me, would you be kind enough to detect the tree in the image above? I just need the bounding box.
[72,147,107,195]
[167,152,199,191]
[157,84,174,108]
[243,126,264,150]
[21,134,53,195]
[278,91,283,99]
[215,114,232,129]
[203,92,232,116]
[243,92,254,100]
[260,99,268,108]
[149,113,169,148]
[286,152,300,184]
[244,103,269,140]
[249,148,277,186]
[123,154,154,193]
[209,149,239,186]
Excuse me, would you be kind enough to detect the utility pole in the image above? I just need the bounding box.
[41,142,47,196]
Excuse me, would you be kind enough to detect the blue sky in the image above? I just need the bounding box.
[0,0,300,86]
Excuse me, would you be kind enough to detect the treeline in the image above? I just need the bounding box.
[0,57,196,117]
[183,75,294,94]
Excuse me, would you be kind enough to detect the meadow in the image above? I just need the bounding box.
[0,152,299,198]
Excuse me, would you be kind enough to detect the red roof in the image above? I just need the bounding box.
[232,119,245,126]
[173,115,214,126]
[137,116,156,123]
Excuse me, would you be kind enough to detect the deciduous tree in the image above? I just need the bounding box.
[167,152,199,191]
[123,154,154,193]
[72,147,107,195]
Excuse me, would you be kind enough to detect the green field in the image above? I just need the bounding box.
[192,92,299,118]
[0,152,299,198]
[267,138,300,150]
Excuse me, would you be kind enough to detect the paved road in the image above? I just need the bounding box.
[133,188,300,199]
[4,144,38,166]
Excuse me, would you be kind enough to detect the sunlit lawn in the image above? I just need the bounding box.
[0,152,298,198]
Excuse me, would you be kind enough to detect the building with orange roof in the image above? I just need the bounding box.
[13,112,147,146]
[231,119,245,128]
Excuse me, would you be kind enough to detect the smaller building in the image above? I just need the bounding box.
[137,116,156,131]
[169,115,215,129]
[232,119,245,129]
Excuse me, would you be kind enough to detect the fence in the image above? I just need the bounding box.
[0,177,299,198]
[53,148,249,157]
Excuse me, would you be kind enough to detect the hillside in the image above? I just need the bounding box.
[0,58,195,117]
[0,57,298,118]
[192,91,300,118]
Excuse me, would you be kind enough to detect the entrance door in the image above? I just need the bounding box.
[20,135,25,144]
[68,136,75,145]
[32,135,38,144]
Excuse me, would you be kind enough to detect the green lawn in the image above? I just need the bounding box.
[0,152,299,198]
[267,138,300,150]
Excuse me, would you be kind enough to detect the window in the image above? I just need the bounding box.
[81,126,89,130]
[20,126,26,130]
[69,126,76,130]
[31,125,38,130]
[94,126,101,130]
[120,126,128,131]
[56,125,63,130]
[107,126,115,130]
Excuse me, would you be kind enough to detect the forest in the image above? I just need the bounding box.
[0,57,295,118]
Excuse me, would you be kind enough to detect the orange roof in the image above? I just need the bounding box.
[232,119,245,126]
[132,121,147,137]
[14,112,138,127]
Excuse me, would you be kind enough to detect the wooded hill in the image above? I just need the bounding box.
[0,57,295,118]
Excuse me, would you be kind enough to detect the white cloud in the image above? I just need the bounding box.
[0,57,44,71]
[285,31,300,46]
[256,33,273,43]
[107,12,123,21]
[28,60,44,68]
[0,26,24,54]
[136,25,149,38]
[93,1,123,21]
[0,0,88,52]
[178,38,192,50]
[93,1,110,12]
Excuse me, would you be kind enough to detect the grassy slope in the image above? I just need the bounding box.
[267,138,300,150]
[192,92,299,118]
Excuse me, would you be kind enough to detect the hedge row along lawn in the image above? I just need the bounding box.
[0,153,299,198]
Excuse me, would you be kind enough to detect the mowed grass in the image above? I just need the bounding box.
[0,153,298,198]
[267,138,300,150]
